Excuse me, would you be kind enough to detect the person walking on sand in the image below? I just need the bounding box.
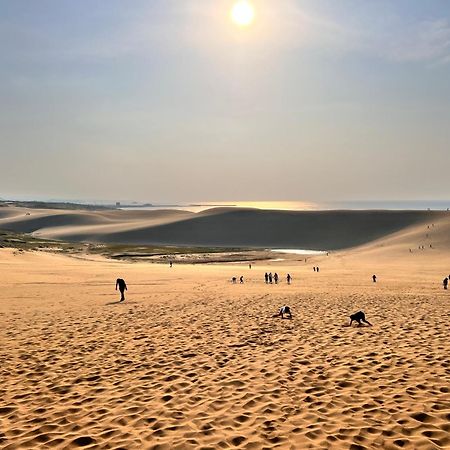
[240,276,244,284]
[274,273,279,284]
[249,264,252,269]
[265,272,269,284]
[115,278,127,302]
[346,311,372,327]
[273,305,292,319]
[287,273,292,285]
[444,277,448,290]
[313,266,316,272]
[268,272,273,284]
[372,274,377,283]
[169,261,173,268]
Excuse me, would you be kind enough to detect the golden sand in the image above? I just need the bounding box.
[1,225,450,450]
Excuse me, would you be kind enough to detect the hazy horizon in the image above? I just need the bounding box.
[2,196,450,212]
[1,0,450,202]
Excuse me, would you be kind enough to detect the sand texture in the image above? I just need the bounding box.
[1,216,450,450]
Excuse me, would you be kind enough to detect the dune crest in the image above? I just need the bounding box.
[1,206,448,250]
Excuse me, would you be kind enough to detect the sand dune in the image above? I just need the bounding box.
[1,238,450,449]
[1,206,447,250]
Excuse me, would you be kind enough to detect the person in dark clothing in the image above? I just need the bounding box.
[316,267,320,272]
[286,273,292,285]
[115,278,127,302]
[232,277,237,284]
[268,272,273,284]
[240,276,244,284]
[347,311,372,327]
[372,274,377,283]
[273,305,292,319]
[444,277,448,290]
[265,273,269,284]
[313,267,316,272]
[274,273,279,284]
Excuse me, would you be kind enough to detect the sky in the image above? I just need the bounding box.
[1,0,450,204]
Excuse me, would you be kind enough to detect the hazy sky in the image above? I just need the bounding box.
[1,0,450,203]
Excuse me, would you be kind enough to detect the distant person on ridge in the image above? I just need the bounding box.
[115,278,127,302]
[372,274,377,283]
[346,311,372,327]
[444,277,448,290]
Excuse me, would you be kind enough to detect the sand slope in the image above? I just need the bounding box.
[1,206,447,249]
[1,238,450,449]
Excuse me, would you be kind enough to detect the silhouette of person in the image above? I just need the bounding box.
[240,276,244,284]
[268,272,273,284]
[116,278,127,302]
[169,261,173,268]
[313,267,316,272]
[232,277,237,284]
[274,306,292,319]
[265,272,269,284]
[372,274,377,283]
[274,273,279,284]
[347,311,372,327]
[286,274,292,285]
[316,267,320,273]
[444,277,448,290]
[249,264,252,269]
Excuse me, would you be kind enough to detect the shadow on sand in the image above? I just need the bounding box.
[105,300,138,306]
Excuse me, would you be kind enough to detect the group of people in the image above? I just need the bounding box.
[116,276,373,328]
[264,272,292,284]
[231,276,245,284]
[313,266,320,272]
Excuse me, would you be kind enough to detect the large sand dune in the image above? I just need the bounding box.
[1,231,450,449]
[1,206,447,250]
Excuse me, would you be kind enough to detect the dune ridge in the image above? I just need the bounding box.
[1,206,448,250]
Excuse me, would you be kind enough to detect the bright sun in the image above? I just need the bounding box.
[231,1,255,27]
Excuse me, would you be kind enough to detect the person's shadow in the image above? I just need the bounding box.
[105,300,138,305]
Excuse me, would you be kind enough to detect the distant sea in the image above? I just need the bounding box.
[122,200,450,213]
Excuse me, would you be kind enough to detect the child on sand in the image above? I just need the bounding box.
[115,278,127,302]
[274,306,292,319]
[346,311,372,327]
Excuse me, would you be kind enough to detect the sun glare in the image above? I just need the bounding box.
[231,1,255,27]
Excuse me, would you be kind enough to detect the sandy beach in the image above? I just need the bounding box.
[1,212,450,449]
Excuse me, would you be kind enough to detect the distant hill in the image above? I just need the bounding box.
[0,206,447,250]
